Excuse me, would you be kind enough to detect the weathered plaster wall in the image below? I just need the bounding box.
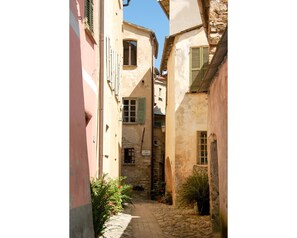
[102,0,123,179]
[121,23,154,196]
[175,93,208,204]
[207,58,228,236]
[170,0,202,35]
[165,28,208,205]
[165,45,176,196]
[174,28,208,109]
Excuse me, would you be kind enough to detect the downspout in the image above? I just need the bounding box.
[98,0,104,177]
[150,34,155,196]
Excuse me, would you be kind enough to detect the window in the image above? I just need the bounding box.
[123,98,146,124]
[123,99,136,122]
[124,148,135,164]
[197,131,208,165]
[123,40,137,66]
[190,47,209,85]
[84,0,94,33]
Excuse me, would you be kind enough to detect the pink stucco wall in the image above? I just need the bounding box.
[207,58,228,234]
[70,1,95,236]
[77,0,98,178]
[70,0,91,209]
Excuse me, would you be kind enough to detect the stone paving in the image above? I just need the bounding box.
[102,193,212,238]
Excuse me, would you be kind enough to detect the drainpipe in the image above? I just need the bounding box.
[150,34,155,196]
[98,0,104,177]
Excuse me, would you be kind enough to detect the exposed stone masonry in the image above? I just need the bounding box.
[208,0,228,61]
[122,136,151,197]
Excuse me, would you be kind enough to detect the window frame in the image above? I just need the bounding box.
[123,39,137,66]
[197,131,208,165]
[123,98,137,123]
[124,148,135,164]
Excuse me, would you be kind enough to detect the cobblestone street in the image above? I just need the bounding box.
[103,193,212,238]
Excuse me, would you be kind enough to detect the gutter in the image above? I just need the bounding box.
[150,34,156,197]
[98,0,104,177]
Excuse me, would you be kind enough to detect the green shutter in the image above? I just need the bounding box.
[192,48,201,68]
[137,98,146,124]
[190,48,201,84]
[203,47,209,64]
[84,0,93,33]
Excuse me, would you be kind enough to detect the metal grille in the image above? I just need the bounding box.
[198,131,208,165]
[124,148,135,164]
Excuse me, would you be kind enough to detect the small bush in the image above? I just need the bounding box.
[118,176,133,206]
[178,170,210,215]
[90,175,113,238]
[90,175,133,238]
[108,176,133,214]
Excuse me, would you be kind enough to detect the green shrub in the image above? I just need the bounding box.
[107,176,133,214]
[90,175,114,238]
[178,170,210,215]
[90,175,133,237]
[118,176,133,206]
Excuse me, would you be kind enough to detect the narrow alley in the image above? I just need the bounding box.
[103,193,212,238]
[70,0,228,237]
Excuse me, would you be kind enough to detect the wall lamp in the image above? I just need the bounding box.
[123,0,132,7]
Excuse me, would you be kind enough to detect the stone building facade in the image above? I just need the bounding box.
[121,21,158,197]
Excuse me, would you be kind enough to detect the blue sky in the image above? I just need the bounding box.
[123,0,169,70]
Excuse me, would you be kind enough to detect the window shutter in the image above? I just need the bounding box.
[84,0,93,33]
[137,98,146,124]
[192,48,200,68]
[191,48,201,84]
[203,47,209,64]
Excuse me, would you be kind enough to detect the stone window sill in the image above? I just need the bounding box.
[123,65,137,70]
[123,163,136,166]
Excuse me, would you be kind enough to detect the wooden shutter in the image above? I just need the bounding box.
[84,0,93,32]
[201,47,209,80]
[203,47,209,64]
[191,48,200,84]
[137,98,146,124]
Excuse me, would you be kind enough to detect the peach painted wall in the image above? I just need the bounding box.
[165,28,208,205]
[101,0,123,179]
